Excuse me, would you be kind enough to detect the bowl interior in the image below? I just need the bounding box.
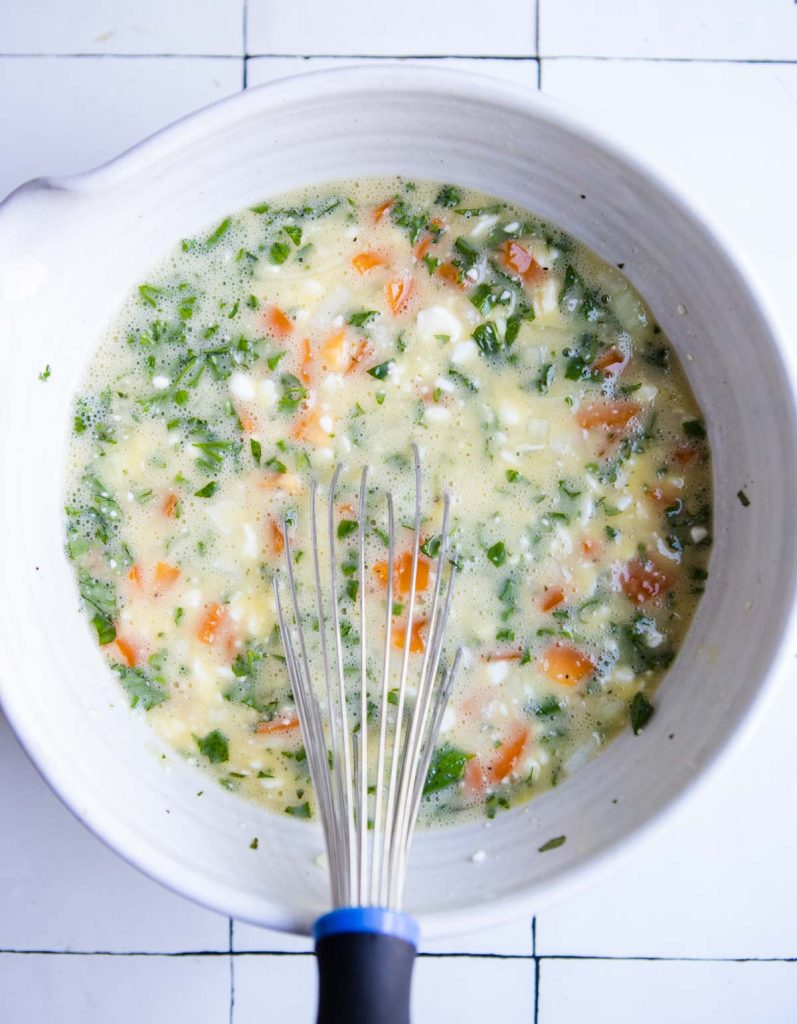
[0,66,795,936]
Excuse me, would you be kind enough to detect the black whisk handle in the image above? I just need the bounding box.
[313,908,418,1024]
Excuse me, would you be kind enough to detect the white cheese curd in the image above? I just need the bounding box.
[65,175,711,827]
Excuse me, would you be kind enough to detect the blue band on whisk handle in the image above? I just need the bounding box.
[313,907,420,948]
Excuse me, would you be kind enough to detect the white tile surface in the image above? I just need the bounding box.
[0,953,230,1024]
[246,0,537,57]
[0,56,242,202]
[414,956,535,1020]
[0,0,244,55]
[540,959,797,1023]
[246,55,538,89]
[540,0,797,59]
[232,953,535,1022]
[0,713,229,953]
[232,954,316,1022]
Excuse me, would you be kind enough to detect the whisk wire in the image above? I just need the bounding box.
[274,447,462,913]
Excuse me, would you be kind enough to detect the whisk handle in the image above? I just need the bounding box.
[313,908,418,1024]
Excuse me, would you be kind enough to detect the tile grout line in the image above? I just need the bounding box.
[228,920,235,1024]
[241,0,249,87]
[0,52,793,65]
[2,948,797,963]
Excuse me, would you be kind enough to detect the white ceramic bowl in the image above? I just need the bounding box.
[1,66,796,938]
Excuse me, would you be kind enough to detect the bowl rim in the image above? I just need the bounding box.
[2,62,797,938]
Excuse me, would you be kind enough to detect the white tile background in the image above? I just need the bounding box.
[1,1,796,1020]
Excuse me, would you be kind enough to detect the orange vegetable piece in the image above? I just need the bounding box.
[395,551,429,596]
[264,305,292,338]
[154,561,180,587]
[437,262,462,286]
[237,409,257,434]
[483,650,523,662]
[292,408,333,445]
[270,519,285,556]
[392,618,427,654]
[352,250,387,274]
[346,338,372,374]
[373,199,394,223]
[197,603,227,645]
[620,558,674,606]
[373,551,430,597]
[540,587,565,613]
[464,756,485,794]
[162,492,178,518]
[385,277,412,314]
[673,443,698,465]
[300,338,313,384]
[321,329,349,374]
[114,635,138,667]
[502,241,545,285]
[582,538,600,557]
[486,726,529,784]
[127,564,142,586]
[592,347,628,377]
[259,472,302,495]
[414,236,432,261]
[576,401,640,430]
[256,714,300,736]
[540,643,595,687]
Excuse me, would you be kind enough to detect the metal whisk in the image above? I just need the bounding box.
[274,445,462,1024]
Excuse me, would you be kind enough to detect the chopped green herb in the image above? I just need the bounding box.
[630,692,654,734]
[195,729,229,764]
[486,541,507,567]
[194,481,219,498]
[538,835,567,852]
[423,744,472,795]
[367,360,394,381]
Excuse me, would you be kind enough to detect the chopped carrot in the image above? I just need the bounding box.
[197,603,226,645]
[581,538,600,557]
[345,338,372,374]
[486,726,529,784]
[540,587,565,612]
[162,492,179,518]
[620,558,674,606]
[592,347,628,377]
[483,650,523,662]
[673,443,698,465]
[576,401,640,430]
[237,410,257,434]
[127,564,142,586]
[114,635,138,667]
[414,236,432,261]
[256,715,300,736]
[259,472,302,494]
[270,519,285,556]
[392,618,427,654]
[540,643,594,686]
[385,277,412,314]
[395,551,429,596]
[154,561,181,587]
[292,408,334,445]
[352,250,387,274]
[321,328,349,374]
[299,338,313,384]
[502,241,546,285]
[464,756,485,794]
[264,304,292,338]
[437,262,462,286]
[373,198,394,223]
[373,551,430,597]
